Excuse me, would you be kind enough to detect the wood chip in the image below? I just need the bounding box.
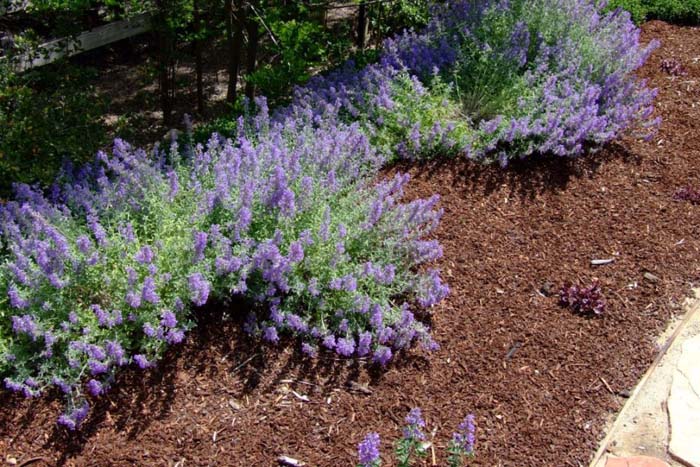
[291,391,309,402]
[591,259,615,266]
[278,456,305,466]
[643,272,660,283]
[349,381,373,395]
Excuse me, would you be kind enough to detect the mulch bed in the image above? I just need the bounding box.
[2,20,700,467]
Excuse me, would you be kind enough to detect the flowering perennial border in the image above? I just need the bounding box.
[0,0,658,428]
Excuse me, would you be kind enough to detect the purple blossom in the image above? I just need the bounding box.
[403,407,426,441]
[358,332,372,357]
[105,340,126,364]
[8,286,28,309]
[161,310,177,328]
[193,231,208,263]
[76,235,92,254]
[141,277,160,304]
[88,360,109,376]
[301,342,317,357]
[188,273,210,306]
[134,246,155,264]
[90,304,109,327]
[167,170,180,200]
[451,414,476,456]
[86,379,103,396]
[143,323,157,337]
[322,334,336,350]
[286,314,307,333]
[263,326,279,343]
[125,291,142,309]
[336,337,355,357]
[133,354,153,369]
[57,401,90,431]
[358,432,381,467]
[288,241,304,263]
[373,346,393,366]
[11,314,38,338]
[166,329,185,344]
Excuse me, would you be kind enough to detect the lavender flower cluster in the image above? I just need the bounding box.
[357,408,476,467]
[278,0,659,165]
[0,98,447,428]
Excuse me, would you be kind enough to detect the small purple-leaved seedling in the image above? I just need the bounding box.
[559,280,606,316]
[673,186,700,204]
[660,58,688,77]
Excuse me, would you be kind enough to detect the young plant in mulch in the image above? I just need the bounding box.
[673,186,700,204]
[357,408,476,467]
[660,58,688,76]
[559,281,606,316]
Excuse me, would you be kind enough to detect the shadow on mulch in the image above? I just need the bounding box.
[389,141,641,201]
[0,298,432,464]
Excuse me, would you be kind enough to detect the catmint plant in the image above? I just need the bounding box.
[0,99,448,427]
[447,414,476,467]
[358,432,382,467]
[358,409,477,467]
[396,408,429,467]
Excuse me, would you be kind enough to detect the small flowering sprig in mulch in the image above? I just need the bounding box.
[660,58,688,77]
[358,432,381,467]
[396,408,429,467]
[673,186,700,204]
[357,408,476,467]
[559,280,606,316]
[448,414,476,467]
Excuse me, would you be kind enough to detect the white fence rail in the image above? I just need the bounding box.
[13,12,151,71]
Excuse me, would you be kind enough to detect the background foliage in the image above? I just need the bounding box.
[607,0,700,24]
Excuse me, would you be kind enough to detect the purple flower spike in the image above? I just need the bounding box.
[86,379,103,397]
[403,407,426,441]
[134,246,155,264]
[357,432,381,467]
[452,414,476,455]
[188,273,210,306]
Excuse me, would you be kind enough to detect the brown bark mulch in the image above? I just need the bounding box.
[2,20,700,467]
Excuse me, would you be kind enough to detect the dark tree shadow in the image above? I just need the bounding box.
[388,141,641,201]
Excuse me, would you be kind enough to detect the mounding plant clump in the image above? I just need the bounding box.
[280,0,659,166]
[0,104,447,428]
[0,0,658,429]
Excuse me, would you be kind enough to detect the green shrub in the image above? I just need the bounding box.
[246,17,351,105]
[607,0,700,24]
[369,0,433,39]
[0,63,106,196]
[368,73,473,160]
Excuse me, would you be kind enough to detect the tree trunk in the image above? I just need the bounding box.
[193,0,205,115]
[244,14,259,101]
[154,4,175,125]
[357,0,368,50]
[226,0,245,105]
